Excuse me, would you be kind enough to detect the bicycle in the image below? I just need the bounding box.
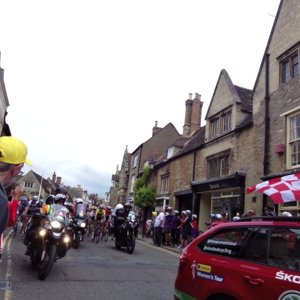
[92,220,102,243]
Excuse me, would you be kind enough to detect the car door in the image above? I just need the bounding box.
[194,225,300,299]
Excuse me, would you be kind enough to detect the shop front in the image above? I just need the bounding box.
[191,172,246,232]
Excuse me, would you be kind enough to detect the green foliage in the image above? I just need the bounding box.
[134,185,156,208]
[133,165,156,208]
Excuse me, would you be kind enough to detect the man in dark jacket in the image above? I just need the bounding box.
[0,136,31,236]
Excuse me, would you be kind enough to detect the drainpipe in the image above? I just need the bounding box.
[192,151,197,213]
[263,53,270,211]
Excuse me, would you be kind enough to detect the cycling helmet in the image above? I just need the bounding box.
[282,211,292,217]
[192,214,197,219]
[106,206,112,210]
[20,195,28,201]
[54,193,67,203]
[186,210,191,215]
[174,210,179,215]
[99,204,105,209]
[32,195,38,201]
[216,213,223,220]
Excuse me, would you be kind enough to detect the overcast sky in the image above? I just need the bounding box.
[0,0,280,197]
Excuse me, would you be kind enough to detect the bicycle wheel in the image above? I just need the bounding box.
[95,229,100,243]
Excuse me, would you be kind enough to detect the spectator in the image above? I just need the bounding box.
[154,209,165,247]
[170,210,181,247]
[0,136,31,236]
[191,214,199,240]
[178,210,192,250]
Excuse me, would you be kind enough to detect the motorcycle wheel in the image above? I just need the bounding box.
[127,235,135,254]
[30,248,41,267]
[38,243,57,280]
[73,232,80,249]
[115,238,121,250]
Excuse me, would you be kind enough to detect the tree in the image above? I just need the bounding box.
[133,165,156,208]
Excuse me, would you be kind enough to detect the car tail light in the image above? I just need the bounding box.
[177,253,188,275]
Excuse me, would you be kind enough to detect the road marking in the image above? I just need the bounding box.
[2,232,13,300]
[137,239,180,257]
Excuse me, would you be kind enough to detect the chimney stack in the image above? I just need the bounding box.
[183,93,203,136]
[152,120,161,136]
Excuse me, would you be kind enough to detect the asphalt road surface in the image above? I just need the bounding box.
[0,230,180,300]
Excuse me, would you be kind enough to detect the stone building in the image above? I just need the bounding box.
[109,0,300,228]
[249,0,300,216]
[126,121,182,204]
[0,56,11,136]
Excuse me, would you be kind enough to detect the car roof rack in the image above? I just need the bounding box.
[235,216,300,222]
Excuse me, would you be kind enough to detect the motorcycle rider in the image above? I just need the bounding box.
[113,203,125,237]
[24,193,70,255]
[114,202,134,237]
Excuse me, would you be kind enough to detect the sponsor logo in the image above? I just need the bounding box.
[278,290,300,300]
[276,271,300,285]
[197,264,211,273]
[197,271,224,283]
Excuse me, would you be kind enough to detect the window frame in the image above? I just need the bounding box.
[208,109,232,139]
[206,151,230,179]
[160,174,169,194]
[279,45,299,84]
[286,111,300,168]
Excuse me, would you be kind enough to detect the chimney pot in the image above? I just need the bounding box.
[189,93,193,100]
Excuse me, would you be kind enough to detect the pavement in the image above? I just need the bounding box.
[136,235,182,255]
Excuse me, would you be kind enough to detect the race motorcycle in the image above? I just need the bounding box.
[25,204,72,280]
[71,203,87,249]
[115,213,137,254]
[71,215,87,249]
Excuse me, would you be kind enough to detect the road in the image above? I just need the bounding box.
[0,230,180,300]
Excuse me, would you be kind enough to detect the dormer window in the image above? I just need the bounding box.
[209,110,232,139]
[167,146,174,159]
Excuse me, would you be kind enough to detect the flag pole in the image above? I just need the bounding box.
[38,174,43,201]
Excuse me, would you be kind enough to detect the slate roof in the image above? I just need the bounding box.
[234,85,253,113]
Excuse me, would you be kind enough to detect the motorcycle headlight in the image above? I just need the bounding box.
[39,228,47,237]
[51,220,63,229]
[63,235,71,243]
[80,222,86,228]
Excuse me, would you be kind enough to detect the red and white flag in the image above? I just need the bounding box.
[247,173,300,204]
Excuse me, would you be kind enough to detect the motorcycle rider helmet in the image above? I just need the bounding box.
[76,198,84,204]
[54,193,67,204]
[45,195,55,205]
[124,202,132,210]
[115,203,123,210]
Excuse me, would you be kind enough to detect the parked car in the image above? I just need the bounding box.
[174,216,300,300]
